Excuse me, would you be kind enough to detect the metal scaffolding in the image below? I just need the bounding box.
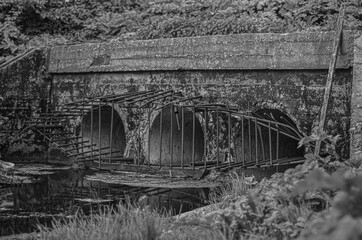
[23,90,305,177]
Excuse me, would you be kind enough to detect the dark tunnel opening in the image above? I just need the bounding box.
[81,105,126,157]
[148,106,204,165]
[234,109,304,163]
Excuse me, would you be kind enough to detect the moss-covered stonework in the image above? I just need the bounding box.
[48,31,358,160]
[48,31,354,73]
[350,34,362,161]
[2,31,357,163]
[0,49,48,98]
[0,49,50,161]
[52,69,352,158]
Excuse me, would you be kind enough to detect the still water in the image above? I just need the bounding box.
[0,165,209,237]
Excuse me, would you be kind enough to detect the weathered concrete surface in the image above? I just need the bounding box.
[0,48,49,99]
[350,33,362,161]
[48,31,355,161]
[12,31,353,161]
[1,31,358,164]
[52,69,352,158]
[48,31,354,73]
[0,48,50,161]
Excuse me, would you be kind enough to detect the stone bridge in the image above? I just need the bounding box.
[1,30,362,164]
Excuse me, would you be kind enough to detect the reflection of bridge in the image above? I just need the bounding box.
[23,90,304,177]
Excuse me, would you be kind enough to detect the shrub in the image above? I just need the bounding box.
[1,0,362,63]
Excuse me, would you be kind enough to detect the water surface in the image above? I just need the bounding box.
[0,164,210,236]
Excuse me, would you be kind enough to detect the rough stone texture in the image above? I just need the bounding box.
[0,48,50,161]
[34,31,359,161]
[52,69,352,159]
[350,33,362,161]
[0,49,49,100]
[48,31,354,73]
[1,31,357,163]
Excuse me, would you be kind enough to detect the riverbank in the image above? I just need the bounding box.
[3,158,362,240]
[0,163,217,237]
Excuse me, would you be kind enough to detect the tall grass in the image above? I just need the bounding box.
[38,204,165,240]
[37,171,318,240]
[37,204,228,240]
[209,172,255,205]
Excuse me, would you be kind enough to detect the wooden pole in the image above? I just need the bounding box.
[315,5,345,155]
[109,101,114,164]
[98,100,101,169]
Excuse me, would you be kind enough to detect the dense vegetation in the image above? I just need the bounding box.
[1,0,362,64]
[37,151,362,240]
[2,1,362,239]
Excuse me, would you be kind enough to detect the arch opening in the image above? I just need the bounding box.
[148,107,204,165]
[234,109,304,164]
[81,105,126,157]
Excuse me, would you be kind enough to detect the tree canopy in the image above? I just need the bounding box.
[1,0,361,64]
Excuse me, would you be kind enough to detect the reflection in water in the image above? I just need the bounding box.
[0,168,209,236]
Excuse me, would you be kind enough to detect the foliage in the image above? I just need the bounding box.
[6,129,45,155]
[0,21,27,63]
[0,96,45,157]
[3,1,362,239]
[36,164,319,240]
[298,130,340,157]
[297,168,362,240]
[298,129,349,171]
[39,204,165,240]
[35,149,362,240]
[1,0,362,64]
[175,130,355,240]
[175,158,323,240]
[38,203,226,240]
[298,128,362,171]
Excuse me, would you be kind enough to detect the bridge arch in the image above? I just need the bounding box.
[234,108,304,164]
[147,106,204,165]
[80,105,127,157]
[252,101,305,134]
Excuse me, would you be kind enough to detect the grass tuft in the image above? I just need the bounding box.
[38,204,165,240]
